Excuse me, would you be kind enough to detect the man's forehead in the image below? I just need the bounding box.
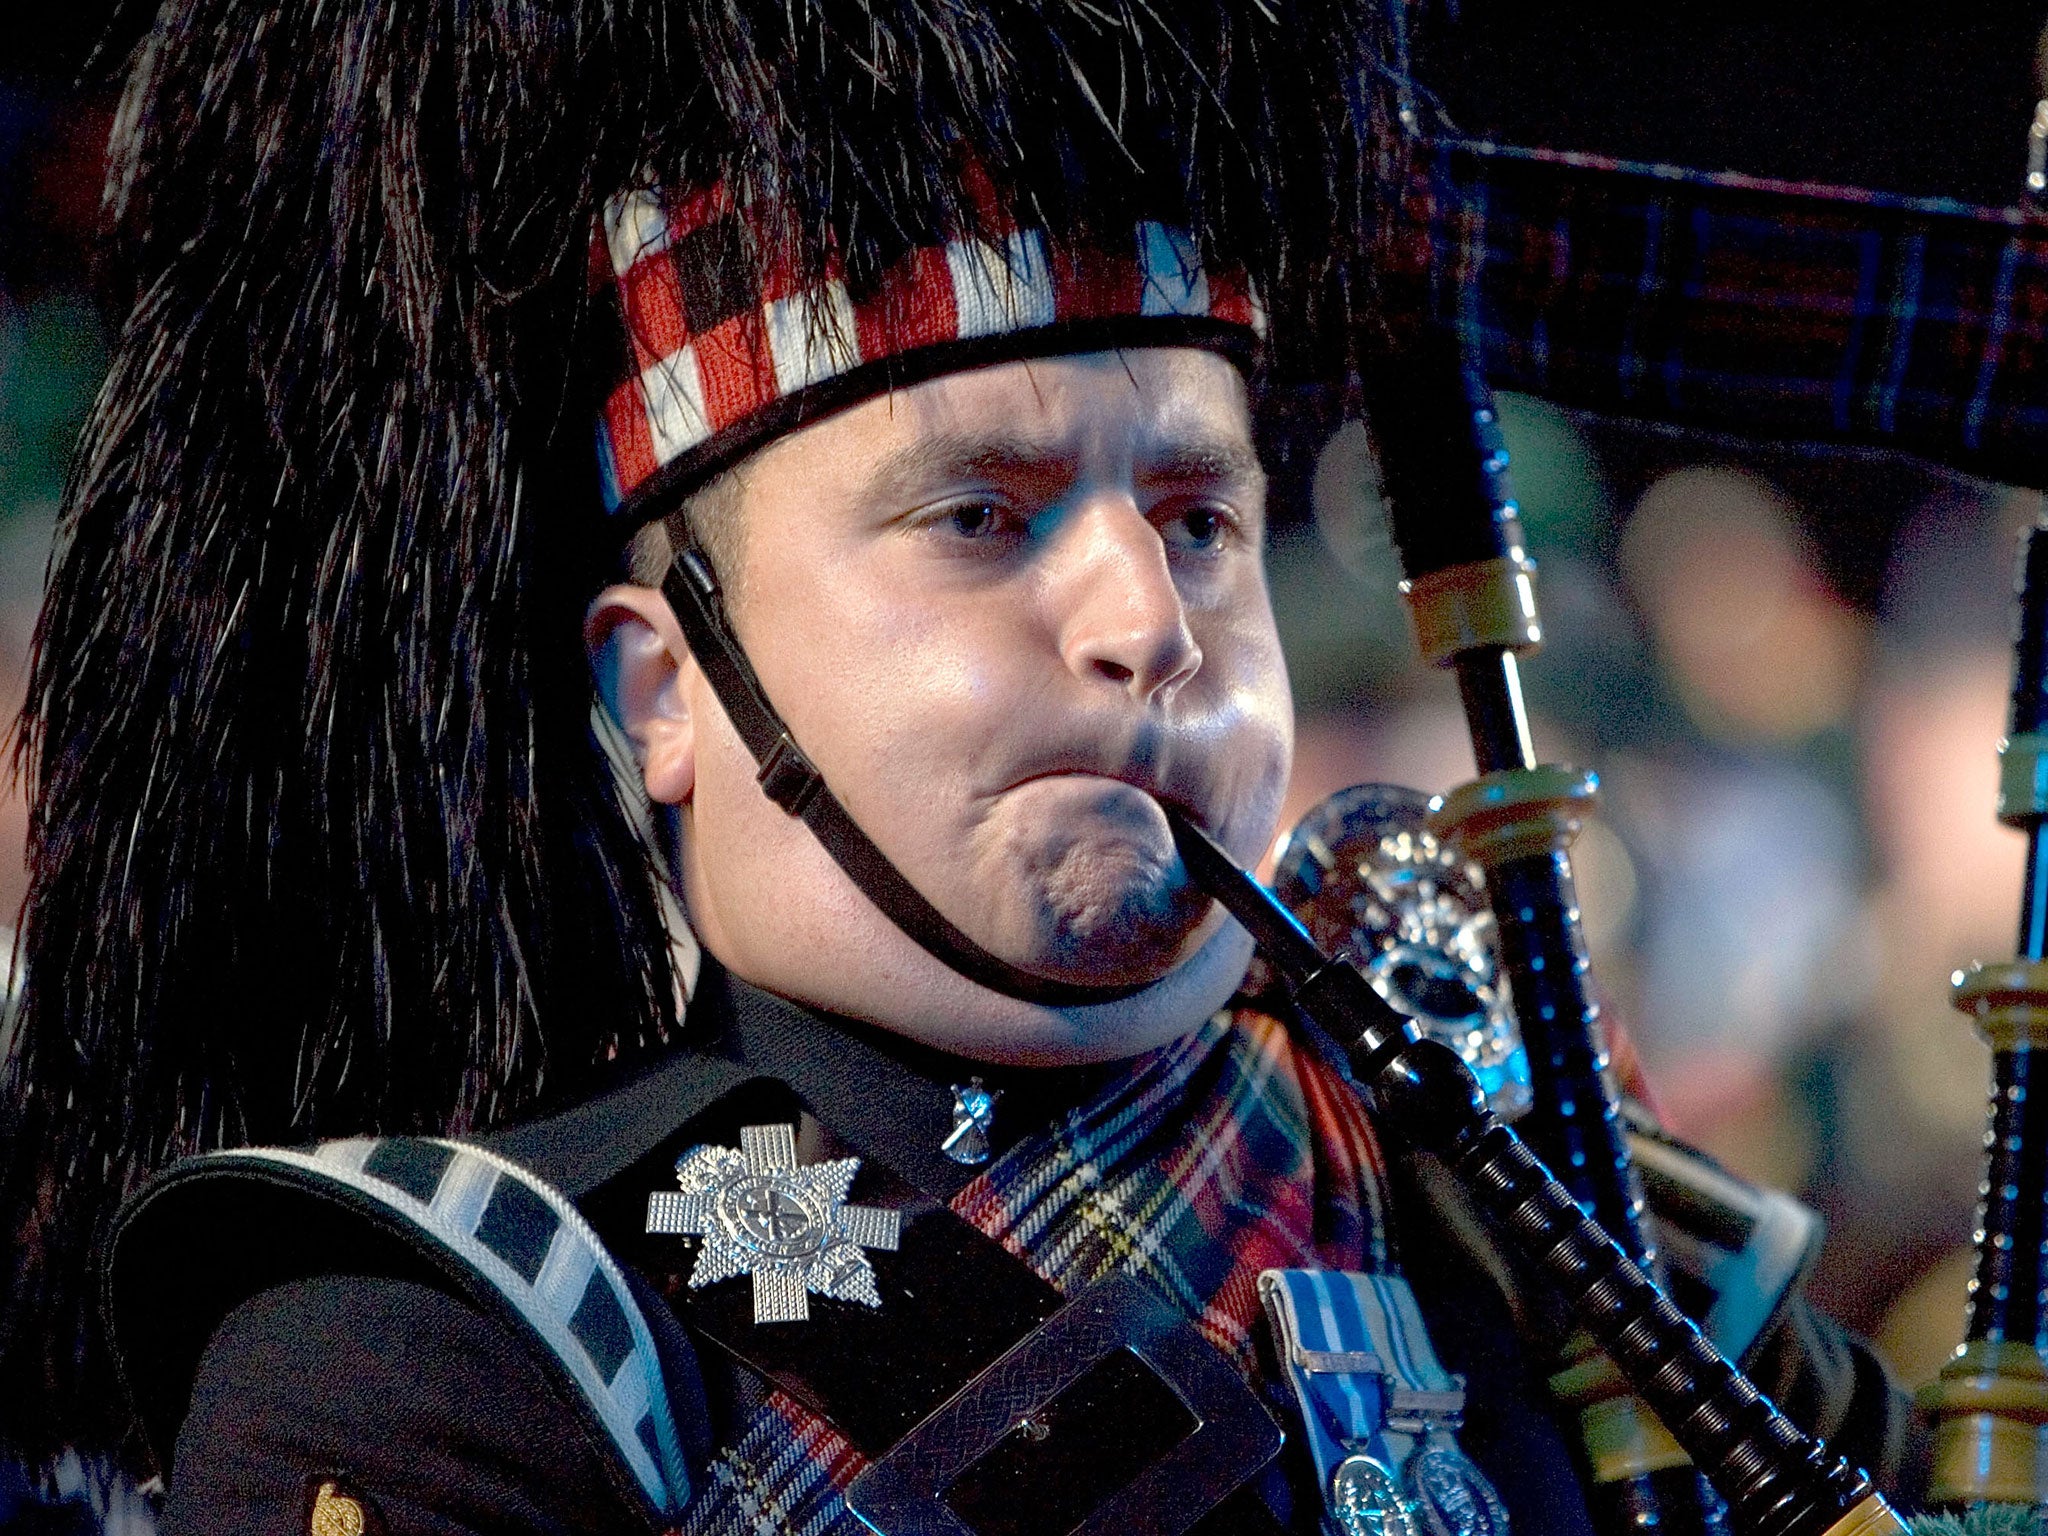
[870,421,1264,496]
[754,347,1258,496]
[897,348,1248,435]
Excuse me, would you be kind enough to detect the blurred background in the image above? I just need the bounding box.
[0,15,112,1016]
[4,0,2048,1472]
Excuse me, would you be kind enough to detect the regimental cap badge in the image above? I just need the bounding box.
[306,1477,385,1536]
[646,1123,901,1324]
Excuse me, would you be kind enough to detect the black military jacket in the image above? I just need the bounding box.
[111,963,1908,1536]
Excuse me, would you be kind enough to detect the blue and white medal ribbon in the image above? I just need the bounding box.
[1259,1269,1509,1536]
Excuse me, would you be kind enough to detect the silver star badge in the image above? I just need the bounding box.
[645,1123,901,1323]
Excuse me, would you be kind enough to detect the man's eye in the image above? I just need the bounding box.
[938,501,1017,539]
[1163,503,1233,550]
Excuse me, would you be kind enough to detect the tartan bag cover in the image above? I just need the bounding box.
[670,1004,1393,1535]
[1402,138,2048,489]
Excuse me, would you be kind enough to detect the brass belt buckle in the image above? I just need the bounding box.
[845,1270,1283,1536]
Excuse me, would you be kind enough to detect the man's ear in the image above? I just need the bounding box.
[586,584,696,805]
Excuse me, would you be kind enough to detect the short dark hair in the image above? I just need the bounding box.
[625,470,746,589]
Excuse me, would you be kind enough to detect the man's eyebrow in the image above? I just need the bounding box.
[868,432,1078,502]
[864,430,1265,504]
[1139,440,1266,486]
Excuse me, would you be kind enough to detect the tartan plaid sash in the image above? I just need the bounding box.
[671,1006,1392,1536]
[1401,138,2048,489]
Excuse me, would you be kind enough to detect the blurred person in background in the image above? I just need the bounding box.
[1609,468,1870,1185]
[1280,396,2017,1392]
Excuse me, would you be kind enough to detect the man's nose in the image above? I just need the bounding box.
[1055,502,1203,704]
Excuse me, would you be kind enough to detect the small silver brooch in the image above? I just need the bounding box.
[646,1123,901,1323]
[941,1078,1001,1166]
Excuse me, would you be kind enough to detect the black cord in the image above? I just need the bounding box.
[659,548,1149,1009]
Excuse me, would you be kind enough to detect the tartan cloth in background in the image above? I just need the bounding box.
[674,1005,1393,1536]
[1397,138,2048,489]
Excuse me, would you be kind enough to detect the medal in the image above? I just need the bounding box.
[646,1123,901,1323]
[1407,1444,1509,1536]
[1331,1453,1420,1536]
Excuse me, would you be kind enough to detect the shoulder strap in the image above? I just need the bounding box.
[106,1135,697,1521]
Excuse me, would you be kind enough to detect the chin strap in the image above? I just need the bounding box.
[660,547,1150,1008]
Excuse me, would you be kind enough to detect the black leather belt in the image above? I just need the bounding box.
[851,1269,1285,1536]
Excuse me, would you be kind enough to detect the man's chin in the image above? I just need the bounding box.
[1019,883,1216,988]
[958,807,1225,986]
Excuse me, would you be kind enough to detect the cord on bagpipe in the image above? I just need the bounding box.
[1358,319,1734,1536]
[1915,516,2048,1529]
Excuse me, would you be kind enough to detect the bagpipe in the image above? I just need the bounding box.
[1171,100,2048,1536]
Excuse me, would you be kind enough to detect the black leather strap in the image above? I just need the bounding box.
[583,1074,1286,1536]
[661,548,1147,1008]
